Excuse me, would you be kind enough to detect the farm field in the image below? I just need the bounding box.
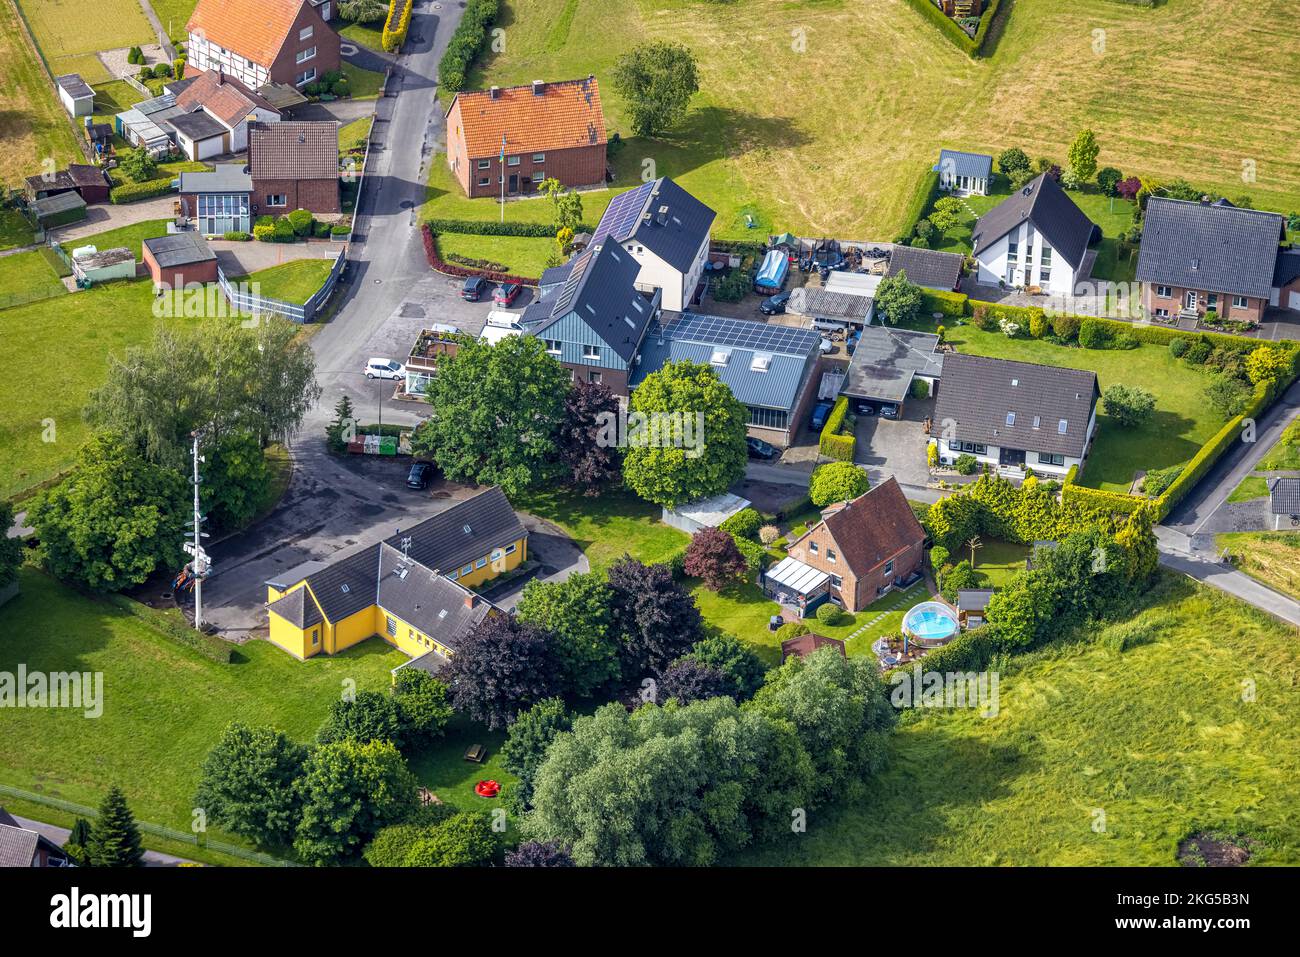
[13,0,154,77]
[902,316,1226,492]
[0,0,83,187]
[739,574,1300,866]
[449,0,1300,241]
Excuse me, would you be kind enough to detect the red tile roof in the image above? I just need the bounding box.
[176,70,277,128]
[450,77,606,158]
[780,633,846,663]
[188,0,304,68]
[248,121,338,179]
[818,477,925,577]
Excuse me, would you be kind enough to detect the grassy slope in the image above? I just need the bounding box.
[1217,531,1300,601]
[903,318,1224,492]
[436,232,556,277]
[0,568,408,831]
[740,574,1300,865]
[433,0,1300,240]
[0,0,83,188]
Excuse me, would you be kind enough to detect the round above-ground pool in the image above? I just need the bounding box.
[903,601,960,648]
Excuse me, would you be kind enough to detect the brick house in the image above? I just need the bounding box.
[186,0,340,91]
[247,121,339,214]
[142,232,219,290]
[445,76,606,199]
[782,477,926,613]
[1136,197,1296,325]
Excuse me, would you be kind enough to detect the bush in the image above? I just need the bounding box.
[438,0,499,91]
[1169,337,1190,359]
[719,506,762,541]
[809,461,870,507]
[818,397,855,462]
[758,524,780,546]
[253,223,275,242]
[954,453,978,475]
[110,179,173,204]
[910,377,930,399]
[1078,318,1112,349]
[774,621,809,643]
[970,305,995,330]
[272,219,296,243]
[139,66,154,80]
[155,62,173,78]
[331,223,352,237]
[1140,464,1183,497]
[1102,384,1156,428]
[222,230,250,241]
[312,220,331,238]
[287,208,315,237]
[331,78,351,97]
[1027,309,1048,339]
[1050,313,1081,341]
[815,602,846,626]
[922,289,968,318]
[930,545,950,569]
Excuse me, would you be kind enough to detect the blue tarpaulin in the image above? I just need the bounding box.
[754,249,789,292]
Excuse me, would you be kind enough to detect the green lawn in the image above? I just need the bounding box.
[1227,474,1270,503]
[435,232,557,279]
[421,155,619,230]
[447,0,1300,243]
[341,61,386,100]
[966,538,1030,587]
[148,0,197,41]
[338,20,386,52]
[61,218,171,260]
[906,318,1225,493]
[0,0,83,187]
[924,183,1139,282]
[1258,418,1300,471]
[0,209,35,251]
[339,116,373,156]
[0,280,165,499]
[236,259,337,305]
[739,573,1300,865]
[514,487,688,572]
[0,248,66,303]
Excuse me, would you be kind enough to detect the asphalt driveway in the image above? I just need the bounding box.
[854,396,932,488]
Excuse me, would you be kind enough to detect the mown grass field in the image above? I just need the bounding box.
[435,232,557,278]
[740,574,1300,865]
[901,317,1225,492]
[14,0,154,76]
[438,0,1300,240]
[149,0,195,41]
[0,0,83,187]
[238,259,337,304]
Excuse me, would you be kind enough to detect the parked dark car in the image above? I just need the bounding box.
[460,276,487,301]
[406,461,434,489]
[809,402,833,431]
[759,290,792,315]
[856,402,877,416]
[880,404,900,419]
[493,282,521,306]
[746,436,779,460]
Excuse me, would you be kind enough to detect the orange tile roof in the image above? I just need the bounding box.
[450,77,607,159]
[176,70,276,128]
[187,0,303,68]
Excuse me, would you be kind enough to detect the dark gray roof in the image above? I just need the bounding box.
[1136,197,1285,300]
[933,354,1099,458]
[178,165,252,193]
[841,326,943,403]
[167,110,227,141]
[1269,477,1300,515]
[375,544,491,652]
[266,586,323,629]
[631,312,820,412]
[143,232,217,267]
[787,286,874,322]
[971,173,1099,270]
[295,543,383,622]
[1274,249,1300,289]
[886,246,963,291]
[525,241,653,362]
[0,824,39,867]
[56,74,94,99]
[538,262,572,290]
[394,486,527,574]
[934,149,992,180]
[956,589,994,612]
[590,177,716,272]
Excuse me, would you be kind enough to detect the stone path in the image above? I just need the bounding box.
[844,582,928,645]
[135,0,178,61]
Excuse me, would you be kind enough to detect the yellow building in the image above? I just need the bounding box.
[264,486,527,666]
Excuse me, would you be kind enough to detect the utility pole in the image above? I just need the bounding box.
[185,430,212,631]
[500,132,506,223]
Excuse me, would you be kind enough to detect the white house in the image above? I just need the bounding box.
[929,353,1100,479]
[933,149,992,196]
[169,71,281,158]
[589,176,715,312]
[970,173,1100,298]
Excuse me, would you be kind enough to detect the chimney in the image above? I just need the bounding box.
[464,593,478,609]
[489,85,500,99]
[532,79,545,96]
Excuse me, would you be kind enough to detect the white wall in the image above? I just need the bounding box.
[975,221,1078,297]
[230,107,280,153]
[624,232,709,312]
[187,33,269,90]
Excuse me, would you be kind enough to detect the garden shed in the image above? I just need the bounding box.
[31,191,87,229]
[115,108,174,156]
[662,493,752,535]
[72,246,137,284]
[142,232,218,289]
[56,74,95,117]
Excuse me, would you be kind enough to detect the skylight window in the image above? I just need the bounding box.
[1058,419,1068,434]
[1006,412,1016,426]
[710,348,731,366]
[463,524,472,534]
[1032,416,1040,429]
[750,353,772,372]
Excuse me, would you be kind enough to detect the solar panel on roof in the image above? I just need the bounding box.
[591,182,654,246]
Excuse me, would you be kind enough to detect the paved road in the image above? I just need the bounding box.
[743,460,946,504]
[1155,527,1300,627]
[11,814,194,867]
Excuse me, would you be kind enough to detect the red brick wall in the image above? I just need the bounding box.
[1143,282,1265,324]
[142,245,219,289]
[456,144,606,199]
[268,6,340,87]
[253,177,340,214]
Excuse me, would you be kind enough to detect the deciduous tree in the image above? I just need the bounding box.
[683,526,748,591]
[874,270,923,325]
[194,722,307,847]
[607,556,704,678]
[809,461,870,507]
[441,614,560,730]
[556,379,621,495]
[516,572,619,697]
[611,41,699,137]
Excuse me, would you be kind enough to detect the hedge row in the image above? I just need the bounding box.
[105,593,233,664]
[819,396,855,461]
[110,179,173,204]
[1061,483,1147,516]
[888,625,998,678]
[382,0,415,54]
[922,289,967,319]
[424,217,593,238]
[438,0,499,93]
[422,224,538,285]
[899,0,1006,57]
[897,168,940,243]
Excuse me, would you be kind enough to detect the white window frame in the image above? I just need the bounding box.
[294,67,316,86]
[266,194,287,207]
[295,47,316,65]
[507,155,521,167]
[1232,295,1249,309]
[475,557,488,569]
[299,26,313,40]
[1155,285,1171,298]
[504,543,517,555]
[582,344,600,359]
[532,153,545,163]
[477,177,490,187]
[544,339,562,354]
[477,159,490,170]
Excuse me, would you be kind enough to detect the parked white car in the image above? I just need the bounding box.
[365,358,405,380]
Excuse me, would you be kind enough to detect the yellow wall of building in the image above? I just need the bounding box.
[447,537,527,589]
[376,606,459,660]
[265,581,324,660]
